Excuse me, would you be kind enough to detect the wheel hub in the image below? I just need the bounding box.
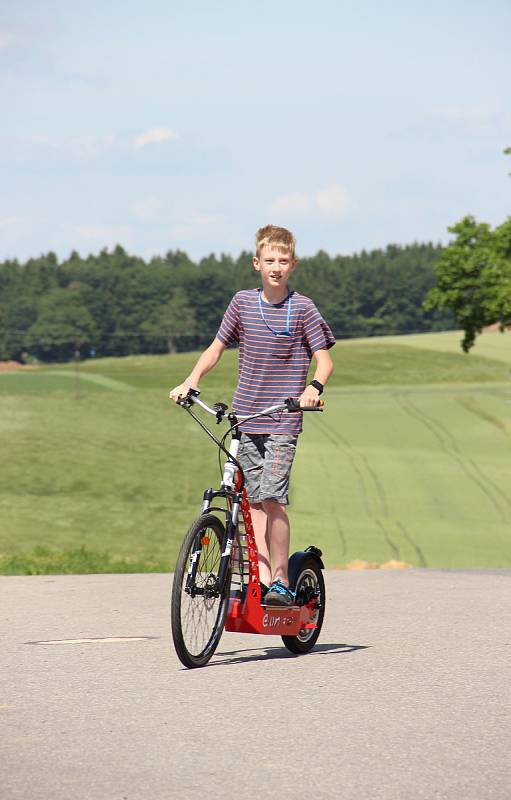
[204,574,220,608]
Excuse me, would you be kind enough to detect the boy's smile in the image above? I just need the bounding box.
[253,245,296,303]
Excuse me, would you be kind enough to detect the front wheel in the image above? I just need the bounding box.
[282,558,325,654]
[171,515,230,668]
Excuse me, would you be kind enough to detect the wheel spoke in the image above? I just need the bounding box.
[171,516,230,667]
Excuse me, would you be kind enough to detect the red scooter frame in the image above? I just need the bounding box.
[171,390,326,668]
[225,472,322,638]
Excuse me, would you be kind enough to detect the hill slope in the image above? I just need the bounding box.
[1,331,510,572]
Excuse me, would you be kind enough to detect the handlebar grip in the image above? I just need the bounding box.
[285,397,324,412]
[285,398,301,412]
[177,387,200,407]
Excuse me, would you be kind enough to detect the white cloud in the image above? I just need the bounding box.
[315,184,352,217]
[45,133,117,161]
[270,183,353,219]
[0,215,24,230]
[77,225,131,245]
[68,133,117,160]
[169,214,224,240]
[27,133,54,146]
[270,192,311,215]
[9,127,178,165]
[130,195,165,222]
[0,29,30,51]
[430,105,510,139]
[133,127,178,150]
[24,132,118,161]
[0,215,28,242]
[0,216,35,256]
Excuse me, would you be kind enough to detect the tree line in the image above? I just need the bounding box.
[0,242,454,362]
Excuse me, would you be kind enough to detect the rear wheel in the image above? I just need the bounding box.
[171,515,230,668]
[282,558,325,654]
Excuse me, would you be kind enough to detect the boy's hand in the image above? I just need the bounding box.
[169,381,196,403]
[298,385,321,408]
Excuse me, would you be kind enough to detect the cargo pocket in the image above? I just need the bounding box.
[269,436,297,478]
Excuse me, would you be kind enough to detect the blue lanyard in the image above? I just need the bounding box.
[258,289,292,337]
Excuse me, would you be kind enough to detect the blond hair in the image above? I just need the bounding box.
[255,224,296,258]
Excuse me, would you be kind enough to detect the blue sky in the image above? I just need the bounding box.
[1,0,510,261]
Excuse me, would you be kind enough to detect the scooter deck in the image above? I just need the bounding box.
[225,596,316,636]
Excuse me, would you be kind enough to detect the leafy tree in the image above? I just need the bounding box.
[185,260,232,337]
[424,216,511,351]
[0,303,8,360]
[25,288,99,361]
[141,288,197,353]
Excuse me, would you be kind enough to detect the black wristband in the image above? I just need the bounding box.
[309,379,324,395]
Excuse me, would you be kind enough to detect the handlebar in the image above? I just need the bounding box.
[173,389,323,492]
[177,389,323,421]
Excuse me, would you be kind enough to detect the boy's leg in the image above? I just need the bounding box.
[262,501,290,585]
[237,432,297,589]
[259,434,297,588]
[249,502,272,586]
[236,434,273,586]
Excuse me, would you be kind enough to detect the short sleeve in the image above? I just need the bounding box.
[216,294,241,346]
[303,302,336,354]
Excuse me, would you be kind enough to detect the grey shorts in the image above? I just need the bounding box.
[238,433,298,506]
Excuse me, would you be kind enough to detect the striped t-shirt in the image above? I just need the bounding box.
[216,288,335,434]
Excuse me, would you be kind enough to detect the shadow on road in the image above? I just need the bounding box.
[200,642,370,668]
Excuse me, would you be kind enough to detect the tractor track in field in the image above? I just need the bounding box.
[457,396,509,438]
[314,415,390,521]
[316,449,347,557]
[396,520,427,567]
[375,520,399,559]
[310,416,429,564]
[395,393,510,523]
[309,415,372,518]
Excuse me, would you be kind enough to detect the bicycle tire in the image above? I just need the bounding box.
[282,557,325,654]
[171,514,230,668]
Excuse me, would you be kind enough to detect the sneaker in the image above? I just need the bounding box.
[264,578,296,607]
[260,582,269,600]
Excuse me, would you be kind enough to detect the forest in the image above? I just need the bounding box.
[0,242,454,362]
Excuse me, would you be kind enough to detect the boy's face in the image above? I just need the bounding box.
[252,245,296,289]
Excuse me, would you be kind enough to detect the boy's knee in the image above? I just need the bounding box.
[262,499,287,516]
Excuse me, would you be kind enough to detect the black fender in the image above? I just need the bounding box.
[288,545,324,590]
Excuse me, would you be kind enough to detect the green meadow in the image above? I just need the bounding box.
[1,330,510,573]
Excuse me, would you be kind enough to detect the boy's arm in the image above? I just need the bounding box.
[169,337,226,402]
[298,348,334,408]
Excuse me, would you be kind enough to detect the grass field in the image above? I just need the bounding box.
[1,330,510,573]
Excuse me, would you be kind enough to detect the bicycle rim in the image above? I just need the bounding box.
[171,515,230,668]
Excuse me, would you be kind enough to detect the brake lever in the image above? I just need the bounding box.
[213,402,229,423]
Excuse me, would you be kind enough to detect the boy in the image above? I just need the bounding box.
[169,225,335,606]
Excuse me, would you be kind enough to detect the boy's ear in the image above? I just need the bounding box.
[252,255,260,272]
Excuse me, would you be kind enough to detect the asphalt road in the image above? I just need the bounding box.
[2,569,511,800]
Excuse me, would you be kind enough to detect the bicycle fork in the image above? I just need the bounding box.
[185,491,241,598]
